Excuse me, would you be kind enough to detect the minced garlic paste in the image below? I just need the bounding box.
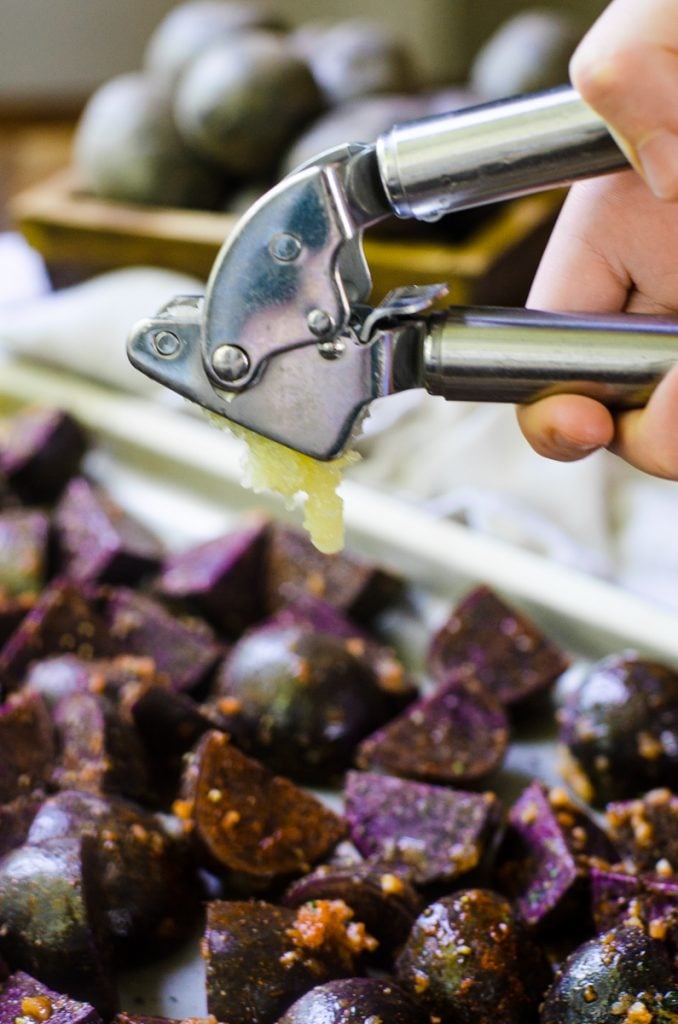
[208,414,359,554]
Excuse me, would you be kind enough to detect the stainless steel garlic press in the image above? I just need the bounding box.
[128,85,678,460]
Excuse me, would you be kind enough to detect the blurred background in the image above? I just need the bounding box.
[0,0,606,109]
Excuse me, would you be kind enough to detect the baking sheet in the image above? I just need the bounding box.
[0,355,675,1016]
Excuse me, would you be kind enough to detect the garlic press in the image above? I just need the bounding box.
[128,85,678,460]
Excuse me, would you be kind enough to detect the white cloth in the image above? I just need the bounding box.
[0,244,204,400]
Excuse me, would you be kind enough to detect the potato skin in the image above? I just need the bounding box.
[558,652,678,805]
[214,622,393,781]
[395,889,552,1024]
[540,925,678,1024]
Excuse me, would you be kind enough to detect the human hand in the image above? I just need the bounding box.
[569,0,678,200]
[517,170,678,479]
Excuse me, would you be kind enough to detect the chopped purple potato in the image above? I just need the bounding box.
[25,653,160,709]
[0,970,102,1024]
[212,620,397,782]
[0,836,115,1015]
[557,652,678,805]
[282,860,423,964]
[355,671,509,785]
[428,585,570,705]
[27,789,198,957]
[0,580,117,689]
[25,654,95,708]
[605,787,678,873]
[540,924,677,1023]
[203,898,375,1024]
[272,592,418,711]
[0,793,43,859]
[343,770,502,887]
[590,864,678,959]
[265,522,404,622]
[0,689,54,801]
[0,595,34,651]
[494,780,617,929]
[590,864,641,933]
[180,731,347,885]
[122,679,215,784]
[277,978,426,1024]
[0,509,50,598]
[53,477,164,586]
[0,407,88,504]
[100,586,223,692]
[154,519,269,637]
[51,691,154,803]
[395,889,552,1024]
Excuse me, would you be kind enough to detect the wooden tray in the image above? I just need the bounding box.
[11,168,562,302]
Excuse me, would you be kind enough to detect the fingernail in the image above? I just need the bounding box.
[551,432,601,457]
[637,130,678,200]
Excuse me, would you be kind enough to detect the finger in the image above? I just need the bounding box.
[609,363,678,478]
[527,176,632,313]
[517,394,615,462]
[570,0,678,198]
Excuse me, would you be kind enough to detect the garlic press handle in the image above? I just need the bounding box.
[376,85,627,221]
[415,306,678,407]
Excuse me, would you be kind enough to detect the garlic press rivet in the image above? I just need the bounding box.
[211,344,250,383]
[153,331,181,357]
[269,232,302,263]
[307,308,335,337]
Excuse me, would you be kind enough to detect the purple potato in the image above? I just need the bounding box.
[428,585,570,705]
[27,789,198,957]
[264,523,403,623]
[0,689,55,801]
[355,671,509,785]
[25,653,160,709]
[180,731,346,885]
[0,509,50,598]
[212,621,396,781]
[558,653,678,805]
[51,691,154,803]
[495,780,618,929]
[0,580,117,689]
[290,18,418,105]
[0,793,43,859]
[271,592,418,711]
[605,787,678,873]
[204,898,375,1024]
[100,586,223,692]
[153,519,269,637]
[540,924,678,1023]
[282,860,423,964]
[0,595,33,651]
[276,978,426,1023]
[0,408,88,504]
[590,864,678,964]
[395,889,552,1024]
[121,679,216,797]
[344,770,502,887]
[25,654,96,708]
[0,970,102,1024]
[53,477,163,586]
[0,837,115,1014]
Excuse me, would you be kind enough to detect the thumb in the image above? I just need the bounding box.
[570,0,678,199]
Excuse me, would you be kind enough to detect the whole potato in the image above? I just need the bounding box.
[143,0,285,87]
[73,71,226,208]
[173,31,324,177]
[290,18,418,105]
